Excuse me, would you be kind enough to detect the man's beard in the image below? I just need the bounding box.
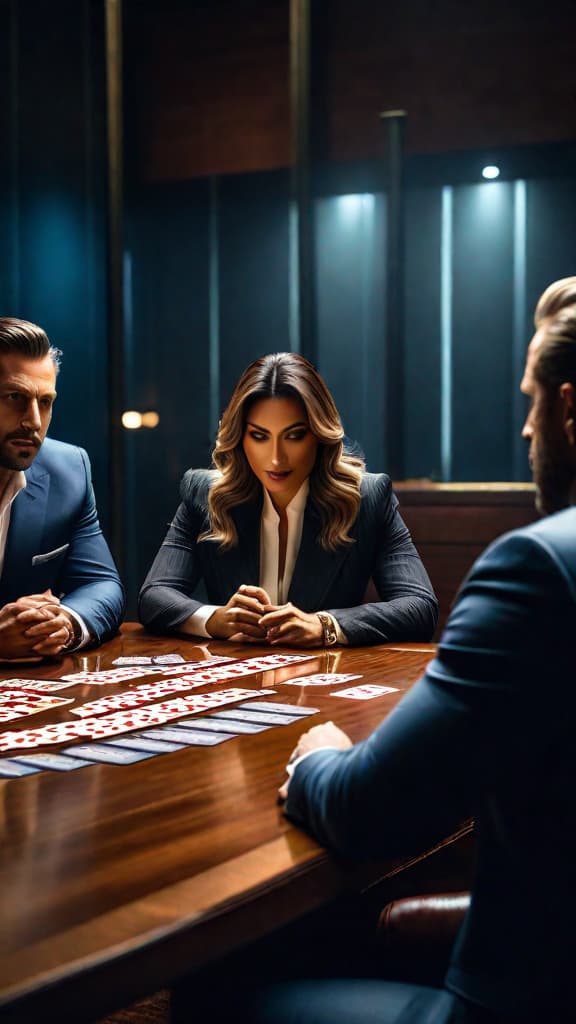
[0,435,41,471]
[533,437,576,515]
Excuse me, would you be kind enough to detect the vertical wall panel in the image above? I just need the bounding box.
[218,170,291,406]
[404,187,442,479]
[127,180,211,601]
[451,183,515,480]
[315,193,386,472]
[526,179,576,310]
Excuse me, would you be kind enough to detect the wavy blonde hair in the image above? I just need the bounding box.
[202,352,364,550]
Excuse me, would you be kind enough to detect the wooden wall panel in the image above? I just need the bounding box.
[395,484,539,635]
[326,0,576,160]
[126,0,576,181]
[126,0,290,181]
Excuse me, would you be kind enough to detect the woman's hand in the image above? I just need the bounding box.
[258,602,324,648]
[206,585,272,641]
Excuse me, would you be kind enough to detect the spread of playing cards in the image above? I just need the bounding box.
[0,649,397,777]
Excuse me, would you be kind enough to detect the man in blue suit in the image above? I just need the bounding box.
[263,277,576,1023]
[0,317,124,660]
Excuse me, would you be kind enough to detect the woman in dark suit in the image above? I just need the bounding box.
[138,353,437,647]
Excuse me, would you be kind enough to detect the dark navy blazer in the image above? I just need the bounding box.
[139,468,438,645]
[285,508,576,1018]
[0,438,125,644]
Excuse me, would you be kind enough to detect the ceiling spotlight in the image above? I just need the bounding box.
[482,165,500,180]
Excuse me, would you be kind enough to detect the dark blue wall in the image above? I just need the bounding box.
[0,0,109,520]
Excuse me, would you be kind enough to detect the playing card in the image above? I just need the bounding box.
[208,709,303,726]
[281,673,362,687]
[140,727,231,746]
[145,687,276,717]
[330,684,400,700]
[0,759,40,777]
[111,656,155,666]
[0,719,86,751]
[155,656,234,675]
[59,667,158,685]
[237,654,315,670]
[11,752,92,771]
[0,690,73,714]
[173,718,267,735]
[104,736,186,754]
[82,707,173,738]
[111,654,188,666]
[149,653,187,665]
[237,701,319,717]
[0,708,26,723]
[0,678,77,692]
[60,744,156,765]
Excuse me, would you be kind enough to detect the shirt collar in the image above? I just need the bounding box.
[0,471,26,516]
[261,478,310,524]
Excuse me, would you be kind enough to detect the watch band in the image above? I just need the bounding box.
[317,612,338,647]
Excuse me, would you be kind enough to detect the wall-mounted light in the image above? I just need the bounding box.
[122,411,142,429]
[122,410,160,430]
[482,165,500,180]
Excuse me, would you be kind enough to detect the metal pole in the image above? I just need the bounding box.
[105,0,125,572]
[380,109,406,479]
[290,0,316,363]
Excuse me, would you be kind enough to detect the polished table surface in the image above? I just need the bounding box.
[0,627,449,1022]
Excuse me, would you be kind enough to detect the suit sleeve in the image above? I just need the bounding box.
[328,476,438,644]
[286,529,574,857]
[57,449,125,644]
[138,470,208,632]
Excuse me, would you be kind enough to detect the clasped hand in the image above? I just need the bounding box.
[0,590,75,660]
[206,585,324,647]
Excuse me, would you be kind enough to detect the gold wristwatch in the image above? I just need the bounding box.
[317,612,338,647]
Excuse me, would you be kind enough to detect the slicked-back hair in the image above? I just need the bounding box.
[533,277,576,400]
[203,352,365,551]
[0,317,62,372]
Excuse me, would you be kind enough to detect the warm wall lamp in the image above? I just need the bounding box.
[121,411,160,429]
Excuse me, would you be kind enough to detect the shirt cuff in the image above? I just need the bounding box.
[62,607,91,651]
[184,605,221,638]
[285,745,339,777]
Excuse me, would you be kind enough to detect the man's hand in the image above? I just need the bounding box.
[206,585,272,641]
[0,590,75,660]
[279,721,352,800]
[259,603,324,648]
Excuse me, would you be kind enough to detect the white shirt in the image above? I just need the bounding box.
[186,480,344,641]
[0,470,89,650]
[0,472,27,577]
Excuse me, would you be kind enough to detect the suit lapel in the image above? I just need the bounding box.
[208,499,262,597]
[288,502,351,611]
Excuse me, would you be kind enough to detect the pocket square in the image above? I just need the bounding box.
[32,543,70,565]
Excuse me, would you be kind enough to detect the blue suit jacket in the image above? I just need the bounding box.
[0,438,125,644]
[286,508,576,1017]
[138,468,438,645]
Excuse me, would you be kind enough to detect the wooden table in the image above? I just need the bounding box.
[0,627,457,1023]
